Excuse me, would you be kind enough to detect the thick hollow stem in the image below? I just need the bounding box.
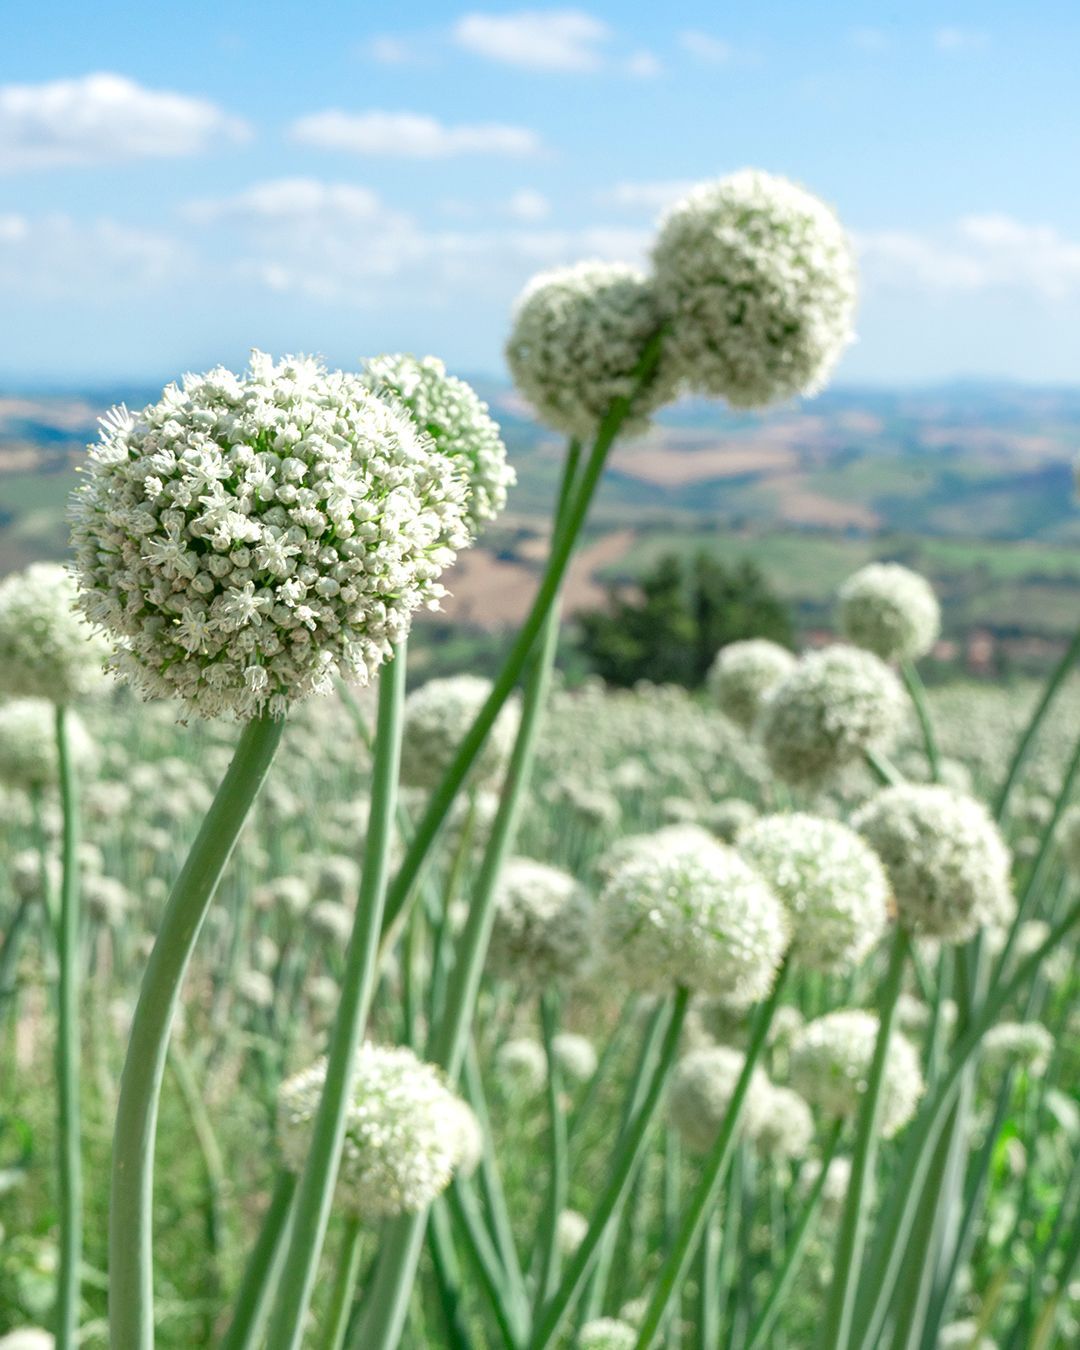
[818,926,910,1350]
[55,704,82,1350]
[632,965,792,1350]
[109,711,284,1350]
[264,645,407,1350]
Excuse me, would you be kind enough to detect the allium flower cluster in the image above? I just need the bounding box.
[790,1009,924,1138]
[853,785,1014,942]
[578,1319,638,1350]
[399,674,519,791]
[652,170,857,409]
[360,353,514,533]
[0,699,93,790]
[838,563,941,663]
[597,834,788,1006]
[487,858,594,989]
[980,1021,1054,1077]
[277,1043,468,1218]
[0,562,110,703]
[494,1037,548,1094]
[938,1323,996,1350]
[70,351,470,719]
[552,1032,598,1083]
[755,1084,815,1160]
[668,1045,772,1153]
[759,645,905,786]
[738,813,890,972]
[505,262,676,441]
[707,639,797,730]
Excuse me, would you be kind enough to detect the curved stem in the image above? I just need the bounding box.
[377,345,661,953]
[632,965,792,1350]
[994,625,1080,822]
[55,704,82,1350]
[219,1172,297,1350]
[745,1122,844,1350]
[819,926,910,1350]
[900,660,940,783]
[108,712,284,1350]
[323,1218,364,1350]
[265,644,407,1350]
[530,991,690,1350]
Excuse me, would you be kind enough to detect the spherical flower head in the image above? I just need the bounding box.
[0,699,93,791]
[838,563,941,663]
[1056,803,1080,877]
[754,1084,815,1160]
[400,675,520,791]
[738,813,890,973]
[578,1319,638,1350]
[669,1045,772,1153]
[797,1156,852,1218]
[505,261,677,442]
[446,1097,484,1178]
[759,645,905,787]
[597,834,788,1006]
[494,1036,548,1094]
[0,1332,56,1350]
[361,353,514,534]
[556,1208,589,1258]
[487,858,594,989]
[938,1322,996,1350]
[70,351,471,720]
[980,1021,1054,1078]
[277,1043,467,1218]
[853,785,1013,943]
[0,563,111,703]
[596,822,723,888]
[552,1031,598,1083]
[790,1009,924,1138]
[707,639,797,730]
[651,170,857,408]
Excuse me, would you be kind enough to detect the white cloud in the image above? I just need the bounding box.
[625,51,662,78]
[453,9,610,72]
[367,36,415,64]
[0,72,249,172]
[505,189,551,221]
[850,27,890,52]
[0,213,187,295]
[600,180,695,213]
[678,31,732,64]
[859,215,1080,299]
[186,178,392,225]
[290,110,541,157]
[934,27,988,53]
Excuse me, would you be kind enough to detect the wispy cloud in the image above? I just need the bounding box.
[289,110,542,157]
[0,73,249,172]
[624,51,662,78]
[0,213,187,295]
[504,189,551,221]
[850,27,890,52]
[453,9,611,72]
[678,31,732,64]
[366,36,417,65]
[185,179,401,226]
[859,215,1080,298]
[934,27,989,53]
[599,180,695,213]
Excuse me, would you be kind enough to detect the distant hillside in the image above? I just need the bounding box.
[3,382,1080,669]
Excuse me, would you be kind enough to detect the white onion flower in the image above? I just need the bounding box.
[597,834,788,1006]
[853,785,1013,943]
[980,1022,1054,1078]
[556,1208,589,1258]
[668,1045,772,1152]
[760,645,905,787]
[277,1044,467,1218]
[754,1084,816,1160]
[738,813,890,972]
[652,170,857,408]
[790,1009,924,1138]
[361,353,514,533]
[938,1322,996,1350]
[838,563,941,663]
[70,351,470,719]
[0,562,110,703]
[505,262,677,441]
[552,1032,598,1083]
[578,1319,638,1350]
[494,1037,548,1094]
[0,699,93,791]
[707,639,796,730]
[487,858,594,989]
[400,675,519,791]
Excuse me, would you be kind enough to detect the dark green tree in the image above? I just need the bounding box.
[575,551,793,688]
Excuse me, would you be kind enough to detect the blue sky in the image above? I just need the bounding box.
[2,1,1079,386]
